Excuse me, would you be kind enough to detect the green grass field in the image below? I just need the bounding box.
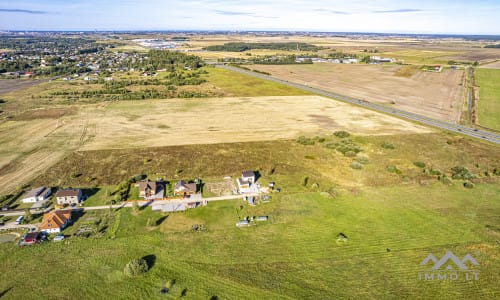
[476,68,500,130]
[204,67,311,97]
[0,182,498,299]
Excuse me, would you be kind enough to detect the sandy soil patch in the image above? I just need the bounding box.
[251,64,465,122]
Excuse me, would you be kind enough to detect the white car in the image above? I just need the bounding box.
[53,235,65,242]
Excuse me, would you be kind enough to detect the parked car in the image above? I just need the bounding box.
[53,234,65,242]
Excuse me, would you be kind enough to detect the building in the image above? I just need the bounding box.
[138,180,165,200]
[39,210,72,234]
[237,171,258,193]
[174,180,198,196]
[21,187,52,203]
[56,189,83,206]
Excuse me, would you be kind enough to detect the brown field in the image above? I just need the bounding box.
[480,60,500,69]
[0,78,50,95]
[251,64,465,122]
[73,96,432,151]
[0,118,82,193]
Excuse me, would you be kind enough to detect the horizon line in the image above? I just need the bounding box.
[1,29,499,37]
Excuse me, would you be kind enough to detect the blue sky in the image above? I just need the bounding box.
[0,0,499,34]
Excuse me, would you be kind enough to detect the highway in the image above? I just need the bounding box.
[217,64,500,144]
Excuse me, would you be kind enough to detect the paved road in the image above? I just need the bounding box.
[217,65,500,144]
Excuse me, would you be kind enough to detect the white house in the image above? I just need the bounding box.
[56,189,83,205]
[21,187,52,203]
[237,171,258,194]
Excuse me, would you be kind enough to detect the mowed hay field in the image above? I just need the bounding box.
[251,64,465,122]
[475,68,500,131]
[68,96,432,151]
[0,117,82,194]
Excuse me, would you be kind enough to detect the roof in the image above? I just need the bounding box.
[56,189,81,197]
[22,187,45,199]
[242,170,255,178]
[39,210,71,230]
[139,180,164,192]
[174,180,197,193]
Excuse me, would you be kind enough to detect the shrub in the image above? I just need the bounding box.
[334,130,350,138]
[438,175,453,185]
[451,166,476,180]
[344,151,357,157]
[296,136,315,145]
[350,161,363,170]
[387,165,402,174]
[413,161,426,168]
[355,155,370,164]
[429,169,441,176]
[381,142,395,149]
[463,181,475,189]
[124,258,149,277]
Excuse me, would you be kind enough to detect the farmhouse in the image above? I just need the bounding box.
[39,210,72,234]
[21,187,52,203]
[56,189,83,205]
[174,180,198,197]
[237,170,258,193]
[138,179,165,200]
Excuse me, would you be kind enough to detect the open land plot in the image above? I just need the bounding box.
[251,64,465,122]
[480,60,500,69]
[475,68,500,130]
[0,78,50,95]
[0,115,84,194]
[32,131,499,191]
[66,95,432,151]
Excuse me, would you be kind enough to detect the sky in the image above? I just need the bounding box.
[0,0,499,35]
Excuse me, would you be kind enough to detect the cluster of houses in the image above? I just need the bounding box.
[14,170,267,238]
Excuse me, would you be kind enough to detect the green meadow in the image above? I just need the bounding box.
[476,68,500,130]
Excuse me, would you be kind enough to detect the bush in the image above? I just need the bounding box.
[429,169,441,176]
[344,151,357,157]
[334,130,350,138]
[451,166,476,180]
[463,181,475,189]
[413,161,426,168]
[296,136,315,145]
[350,161,363,170]
[355,155,370,164]
[124,258,149,277]
[381,142,395,149]
[438,175,453,185]
[387,165,402,174]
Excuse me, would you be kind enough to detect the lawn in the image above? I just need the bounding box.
[0,182,498,299]
[475,68,500,130]
[203,67,311,97]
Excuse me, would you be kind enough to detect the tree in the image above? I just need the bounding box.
[24,209,32,223]
[124,258,149,277]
